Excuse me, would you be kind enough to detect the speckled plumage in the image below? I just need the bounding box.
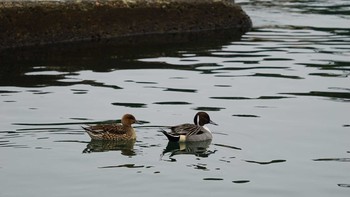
[82,114,138,140]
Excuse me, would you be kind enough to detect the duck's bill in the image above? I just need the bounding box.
[135,120,143,124]
[210,120,218,126]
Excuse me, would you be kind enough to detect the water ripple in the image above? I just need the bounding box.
[233,180,251,184]
[338,184,350,188]
[203,178,224,181]
[0,0,349,195]
[153,101,192,105]
[232,114,260,118]
[111,102,147,108]
[281,91,350,101]
[244,159,287,165]
[213,143,242,150]
[313,158,350,162]
[210,96,291,100]
[164,88,197,93]
[193,107,225,111]
[99,164,146,169]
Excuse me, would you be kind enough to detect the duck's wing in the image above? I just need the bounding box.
[169,123,204,137]
[83,124,127,135]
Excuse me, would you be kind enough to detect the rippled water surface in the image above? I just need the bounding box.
[1,0,350,196]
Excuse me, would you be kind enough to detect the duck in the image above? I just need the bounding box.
[160,112,218,142]
[82,114,139,140]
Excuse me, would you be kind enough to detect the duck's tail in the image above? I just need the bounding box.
[159,129,180,142]
[82,126,100,140]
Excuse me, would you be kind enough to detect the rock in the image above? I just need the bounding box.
[0,0,252,49]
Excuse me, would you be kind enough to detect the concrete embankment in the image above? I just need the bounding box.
[0,0,252,49]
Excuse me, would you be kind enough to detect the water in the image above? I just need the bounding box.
[1,0,350,196]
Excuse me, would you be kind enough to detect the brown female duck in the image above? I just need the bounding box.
[82,114,139,140]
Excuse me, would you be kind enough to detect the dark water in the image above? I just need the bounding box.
[1,0,350,196]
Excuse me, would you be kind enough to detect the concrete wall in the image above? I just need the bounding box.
[0,0,252,49]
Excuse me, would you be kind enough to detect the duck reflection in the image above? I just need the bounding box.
[161,140,216,160]
[83,139,136,156]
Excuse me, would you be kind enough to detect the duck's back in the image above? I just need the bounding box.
[170,123,200,135]
[84,124,135,140]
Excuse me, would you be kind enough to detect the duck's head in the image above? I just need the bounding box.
[193,112,218,126]
[121,114,139,126]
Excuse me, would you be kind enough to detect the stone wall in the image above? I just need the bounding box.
[0,0,252,49]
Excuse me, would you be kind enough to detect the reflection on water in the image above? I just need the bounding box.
[161,140,215,160]
[213,143,242,150]
[99,164,149,169]
[111,102,147,108]
[313,158,350,162]
[83,139,136,156]
[338,184,350,188]
[281,91,350,102]
[233,180,251,184]
[1,0,350,196]
[244,159,287,165]
[0,29,243,87]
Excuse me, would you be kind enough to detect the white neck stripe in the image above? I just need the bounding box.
[203,125,211,133]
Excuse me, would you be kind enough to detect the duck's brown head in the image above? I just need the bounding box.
[121,114,138,126]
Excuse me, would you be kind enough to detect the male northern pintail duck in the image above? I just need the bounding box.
[82,114,139,140]
[160,112,218,142]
